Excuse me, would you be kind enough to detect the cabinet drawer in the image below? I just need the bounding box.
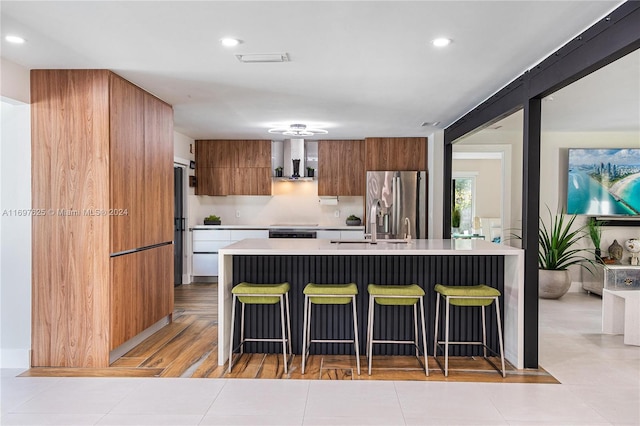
[340,230,365,239]
[193,240,232,252]
[193,229,231,241]
[193,253,218,276]
[230,229,269,240]
[316,230,341,239]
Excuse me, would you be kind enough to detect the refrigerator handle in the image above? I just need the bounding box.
[392,175,401,236]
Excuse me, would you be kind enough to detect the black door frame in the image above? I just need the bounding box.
[443,2,640,368]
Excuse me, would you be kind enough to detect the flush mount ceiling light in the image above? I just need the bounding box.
[236,53,290,63]
[5,35,25,44]
[268,124,328,137]
[220,37,241,47]
[431,37,451,47]
[421,121,441,127]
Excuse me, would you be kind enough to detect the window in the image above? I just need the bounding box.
[452,174,476,234]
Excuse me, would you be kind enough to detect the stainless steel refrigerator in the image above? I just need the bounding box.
[366,171,427,239]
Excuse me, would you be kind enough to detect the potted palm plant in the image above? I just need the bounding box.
[538,207,594,299]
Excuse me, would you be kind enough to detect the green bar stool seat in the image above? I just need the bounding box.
[433,283,506,377]
[366,284,428,376]
[302,283,360,375]
[228,282,292,373]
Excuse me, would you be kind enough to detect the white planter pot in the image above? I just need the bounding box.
[539,269,571,299]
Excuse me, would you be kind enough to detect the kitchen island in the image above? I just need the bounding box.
[217,239,525,369]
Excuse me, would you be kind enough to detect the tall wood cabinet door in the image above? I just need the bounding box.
[339,140,364,195]
[143,94,174,246]
[318,141,341,196]
[110,245,173,350]
[31,69,111,367]
[110,74,145,253]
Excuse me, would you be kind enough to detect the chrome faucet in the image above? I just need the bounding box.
[370,199,381,244]
[404,217,412,242]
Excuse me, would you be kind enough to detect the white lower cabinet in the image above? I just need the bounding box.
[341,229,365,239]
[193,253,219,276]
[316,230,341,239]
[192,227,362,278]
[192,228,269,277]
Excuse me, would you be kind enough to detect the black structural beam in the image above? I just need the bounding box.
[442,1,640,369]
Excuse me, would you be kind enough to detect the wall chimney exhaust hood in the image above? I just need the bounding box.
[272,139,318,181]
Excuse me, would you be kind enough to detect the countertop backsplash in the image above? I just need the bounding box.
[193,181,364,227]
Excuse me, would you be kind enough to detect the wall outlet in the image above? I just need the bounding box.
[334,210,340,218]
[235,210,241,218]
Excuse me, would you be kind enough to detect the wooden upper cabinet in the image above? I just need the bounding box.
[196,167,232,196]
[236,140,271,168]
[233,167,272,195]
[365,137,427,171]
[195,139,272,195]
[318,140,364,196]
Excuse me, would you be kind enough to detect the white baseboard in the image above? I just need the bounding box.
[0,348,30,369]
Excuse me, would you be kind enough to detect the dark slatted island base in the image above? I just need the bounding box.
[218,239,525,370]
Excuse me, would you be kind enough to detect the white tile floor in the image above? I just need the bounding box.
[1,292,639,425]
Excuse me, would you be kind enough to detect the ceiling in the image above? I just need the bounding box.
[1,1,633,140]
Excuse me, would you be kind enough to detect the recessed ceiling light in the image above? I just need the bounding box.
[220,37,241,47]
[5,35,25,44]
[432,38,451,48]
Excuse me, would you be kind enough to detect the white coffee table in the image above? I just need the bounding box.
[602,288,640,346]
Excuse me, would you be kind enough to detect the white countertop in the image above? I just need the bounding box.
[218,238,523,256]
[191,225,365,231]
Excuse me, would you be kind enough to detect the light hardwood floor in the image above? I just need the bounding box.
[23,283,558,383]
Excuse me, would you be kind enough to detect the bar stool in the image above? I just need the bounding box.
[366,284,428,376]
[301,283,360,375]
[228,282,292,373]
[433,284,506,377]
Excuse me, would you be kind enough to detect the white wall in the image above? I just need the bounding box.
[0,101,32,368]
[1,58,30,104]
[453,158,502,218]
[428,131,444,238]
[0,58,31,368]
[453,117,523,247]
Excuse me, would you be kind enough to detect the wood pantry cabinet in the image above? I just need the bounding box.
[365,137,427,171]
[30,70,174,367]
[318,140,365,196]
[195,139,271,195]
